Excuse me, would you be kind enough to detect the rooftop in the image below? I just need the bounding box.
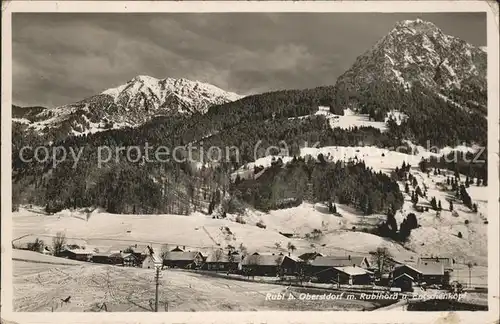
[63,248,92,255]
[310,256,366,268]
[334,266,373,276]
[205,252,242,263]
[241,254,284,267]
[164,251,202,261]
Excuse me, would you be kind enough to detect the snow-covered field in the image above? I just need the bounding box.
[12,204,399,259]
[13,252,388,312]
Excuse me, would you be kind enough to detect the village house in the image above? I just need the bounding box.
[126,244,151,264]
[163,251,204,269]
[241,253,299,277]
[92,252,113,264]
[123,253,138,267]
[203,251,242,272]
[58,248,93,261]
[307,255,372,284]
[142,253,162,269]
[391,262,448,286]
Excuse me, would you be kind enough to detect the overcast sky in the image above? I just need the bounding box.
[13,12,486,108]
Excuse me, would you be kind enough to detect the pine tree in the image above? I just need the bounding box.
[449,200,453,212]
[430,197,437,210]
[438,200,442,210]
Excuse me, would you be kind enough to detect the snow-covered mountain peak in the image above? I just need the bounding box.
[102,75,242,107]
[21,75,243,139]
[395,19,439,31]
[333,19,487,115]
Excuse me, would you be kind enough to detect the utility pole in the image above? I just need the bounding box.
[468,265,472,288]
[155,265,160,312]
[467,262,473,289]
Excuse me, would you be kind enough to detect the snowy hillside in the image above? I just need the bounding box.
[227,144,489,266]
[14,144,489,266]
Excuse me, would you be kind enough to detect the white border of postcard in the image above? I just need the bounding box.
[2,1,499,324]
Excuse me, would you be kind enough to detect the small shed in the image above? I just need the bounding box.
[392,273,414,292]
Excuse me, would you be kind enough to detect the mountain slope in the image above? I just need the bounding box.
[333,19,487,115]
[15,75,242,140]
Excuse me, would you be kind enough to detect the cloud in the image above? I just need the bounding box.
[12,13,486,107]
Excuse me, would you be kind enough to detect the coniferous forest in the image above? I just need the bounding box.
[12,70,487,217]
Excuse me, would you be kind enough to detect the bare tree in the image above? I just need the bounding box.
[28,238,45,253]
[371,247,392,279]
[52,232,67,257]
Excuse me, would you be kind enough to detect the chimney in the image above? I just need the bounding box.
[288,252,290,256]
[183,246,186,250]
